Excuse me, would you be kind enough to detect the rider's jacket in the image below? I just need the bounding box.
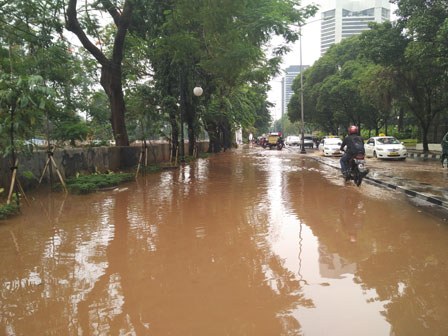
[340,134,365,156]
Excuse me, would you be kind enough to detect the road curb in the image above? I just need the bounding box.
[308,155,448,211]
[407,152,441,160]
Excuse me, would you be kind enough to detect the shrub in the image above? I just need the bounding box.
[146,165,162,172]
[0,202,20,220]
[64,172,134,194]
[21,171,34,180]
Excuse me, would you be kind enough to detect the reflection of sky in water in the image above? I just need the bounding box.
[157,172,174,202]
[263,155,391,335]
[71,197,115,317]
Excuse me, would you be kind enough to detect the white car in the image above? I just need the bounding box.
[285,135,301,146]
[365,136,407,160]
[318,137,343,156]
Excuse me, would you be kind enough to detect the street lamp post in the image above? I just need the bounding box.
[179,85,203,163]
[299,25,306,154]
[294,16,333,154]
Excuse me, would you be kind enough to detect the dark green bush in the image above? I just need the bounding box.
[146,165,162,172]
[64,173,134,194]
[0,202,20,220]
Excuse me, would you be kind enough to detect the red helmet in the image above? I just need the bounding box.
[349,125,358,135]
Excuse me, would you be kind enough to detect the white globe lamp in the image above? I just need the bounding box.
[193,86,203,97]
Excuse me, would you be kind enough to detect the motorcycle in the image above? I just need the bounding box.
[441,131,448,168]
[344,153,369,186]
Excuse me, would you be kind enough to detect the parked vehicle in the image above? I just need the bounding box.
[442,131,448,168]
[299,134,315,149]
[344,152,369,186]
[318,136,343,156]
[285,135,301,146]
[364,136,407,160]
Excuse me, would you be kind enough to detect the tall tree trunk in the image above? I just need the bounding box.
[206,121,221,153]
[101,64,129,146]
[169,112,179,160]
[185,101,196,156]
[398,108,404,132]
[188,124,196,156]
[66,0,133,146]
[221,120,232,150]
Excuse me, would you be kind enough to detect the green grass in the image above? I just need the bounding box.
[64,172,134,194]
[400,139,418,147]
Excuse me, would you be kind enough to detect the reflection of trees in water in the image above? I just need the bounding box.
[105,155,314,335]
[354,224,448,335]
[285,159,448,335]
[0,192,115,335]
[0,154,314,335]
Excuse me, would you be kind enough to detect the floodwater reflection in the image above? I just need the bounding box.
[0,147,447,335]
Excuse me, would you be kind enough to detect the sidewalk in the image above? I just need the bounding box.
[310,154,448,211]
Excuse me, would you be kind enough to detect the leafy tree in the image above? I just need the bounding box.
[139,0,317,153]
[359,64,397,135]
[289,36,368,134]
[66,0,135,146]
[0,75,55,157]
[86,91,113,142]
[273,114,302,136]
[361,11,448,150]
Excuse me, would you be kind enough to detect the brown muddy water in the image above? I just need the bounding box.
[1,146,448,335]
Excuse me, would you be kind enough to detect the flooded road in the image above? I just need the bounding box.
[1,146,448,335]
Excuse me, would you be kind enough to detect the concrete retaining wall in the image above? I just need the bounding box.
[416,143,442,151]
[0,142,209,190]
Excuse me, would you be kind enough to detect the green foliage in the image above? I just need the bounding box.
[65,173,134,194]
[138,0,316,151]
[86,91,113,142]
[289,36,374,134]
[197,152,210,159]
[0,74,55,156]
[361,5,448,149]
[0,202,20,220]
[21,170,34,180]
[146,165,162,172]
[52,121,89,147]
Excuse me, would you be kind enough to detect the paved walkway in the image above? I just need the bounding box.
[310,154,448,211]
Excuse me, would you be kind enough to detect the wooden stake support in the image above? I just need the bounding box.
[135,142,148,179]
[16,178,30,206]
[38,149,67,193]
[7,159,18,205]
[7,158,30,206]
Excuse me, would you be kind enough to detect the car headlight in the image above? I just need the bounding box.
[324,147,329,150]
[376,146,385,151]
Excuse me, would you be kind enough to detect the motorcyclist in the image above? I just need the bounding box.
[340,125,365,176]
[441,131,448,168]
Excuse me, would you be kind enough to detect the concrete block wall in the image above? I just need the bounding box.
[0,142,208,191]
[415,143,442,152]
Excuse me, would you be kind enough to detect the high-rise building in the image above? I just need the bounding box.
[281,65,309,117]
[320,0,391,55]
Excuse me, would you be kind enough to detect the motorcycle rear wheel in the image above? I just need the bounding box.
[354,170,362,186]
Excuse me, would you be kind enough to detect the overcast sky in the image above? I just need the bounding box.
[267,1,398,121]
